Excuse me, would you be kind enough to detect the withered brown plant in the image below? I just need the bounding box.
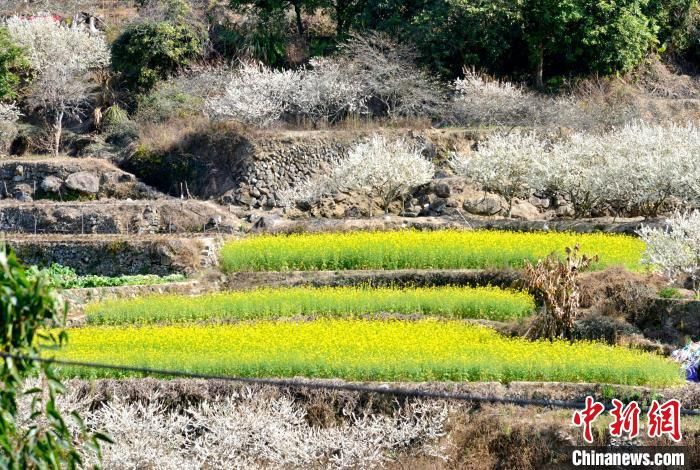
[524,245,598,340]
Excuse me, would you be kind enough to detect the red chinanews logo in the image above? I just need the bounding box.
[572,397,682,444]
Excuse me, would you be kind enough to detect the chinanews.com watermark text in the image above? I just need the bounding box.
[566,397,690,468]
[568,447,686,468]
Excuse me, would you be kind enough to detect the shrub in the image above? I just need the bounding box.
[658,286,684,299]
[111,20,204,94]
[638,211,700,292]
[0,27,26,100]
[524,245,598,340]
[102,104,129,129]
[135,68,228,124]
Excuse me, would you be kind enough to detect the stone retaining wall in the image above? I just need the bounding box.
[214,129,479,209]
[0,158,159,201]
[6,235,224,275]
[0,199,241,234]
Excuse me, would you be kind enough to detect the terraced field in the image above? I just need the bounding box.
[49,227,683,389]
[53,320,682,386]
[84,285,535,324]
[220,230,645,272]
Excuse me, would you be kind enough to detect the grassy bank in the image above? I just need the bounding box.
[220,230,644,272]
[84,286,535,325]
[52,320,681,386]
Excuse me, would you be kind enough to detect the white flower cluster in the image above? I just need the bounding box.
[5,14,110,73]
[334,135,435,211]
[206,60,368,126]
[453,72,541,126]
[452,122,700,217]
[280,135,435,213]
[451,130,548,217]
[34,385,449,469]
[638,211,700,290]
[0,102,20,125]
[207,33,445,126]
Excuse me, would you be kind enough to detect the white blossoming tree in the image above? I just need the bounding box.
[598,123,700,216]
[453,71,541,126]
[6,15,110,156]
[333,135,435,215]
[638,211,700,293]
[451,131,547,217]
[547,131,609,217]
[452,123,700,218]
[291,58,368,124]
[280,136,435,216]
[206,59,368,127]
[206,62,299,127]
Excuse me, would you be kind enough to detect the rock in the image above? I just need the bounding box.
[529,195,550,209]
[421,142,437,159]
[65,171,100,194]
[429,198,448,214]
[251,214,294,233]
[509,200,541,220]
[463,192,504,216]
[235,192,254,206]
[433,182,451,198]
[13,183,32,202]
[556,204,575,217]
[41,176,63,193]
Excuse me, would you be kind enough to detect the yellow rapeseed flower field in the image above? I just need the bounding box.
[84,286,535,325]
[51,320,682,386]
[220,229,644,272]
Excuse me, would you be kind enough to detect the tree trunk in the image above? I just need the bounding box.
[53,111,64,158]
[293,1,304,37]
[534,42,544,89]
